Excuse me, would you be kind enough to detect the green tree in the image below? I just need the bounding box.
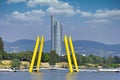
[18,51,33,62]
[42,52,50,62]
[11,59,21,68]
[104,56,114,64]
[75,54,82,66]
[6,53,18,60]
[0,37,4,60]
[1,52,8,60]
[58,55,67,62]
[114,56,120,64]
[0,50,3,60]
[80,56,89,65]
[88,55,103,64]
[0,37,4,51]
[49,50,58,65]
[0,52,2,61]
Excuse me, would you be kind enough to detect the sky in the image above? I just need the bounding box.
[0,0,120,44]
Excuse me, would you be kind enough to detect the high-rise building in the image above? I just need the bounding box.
[51,15,55,50]
[51,16,62,56]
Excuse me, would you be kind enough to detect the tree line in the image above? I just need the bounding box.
[0,37,120,68]
[0,50,120,68]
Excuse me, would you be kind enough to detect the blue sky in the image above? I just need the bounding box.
[0,0,120,44]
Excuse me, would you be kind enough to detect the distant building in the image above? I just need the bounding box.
[51,16,55,50]
[81,54,86,56]
[51,16,62,56]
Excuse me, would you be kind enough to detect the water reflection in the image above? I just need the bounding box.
[30,70,78,80]
[66,72,77,80]
[31,72,43,80]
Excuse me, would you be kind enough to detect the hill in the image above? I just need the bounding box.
[4,39,120,57]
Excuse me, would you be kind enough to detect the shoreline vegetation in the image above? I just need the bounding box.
[0,60,120,72]
[0,37,120,72]
[0,60,120,69]
[0,51,120,69]
[1,51,120,70]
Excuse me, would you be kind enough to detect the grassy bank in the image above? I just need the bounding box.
[0,60,120,69]
[0,60,29,69]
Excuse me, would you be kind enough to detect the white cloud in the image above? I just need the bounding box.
[47,6,75,16]
[81,9,120,24]
[6,0,120,24]
[87,19,110,24]
[1,9,46,25]
[27,0,76,16]
[11,10,45,22]
[93,9,120,19]
[7,0,26,3]
[77,9,120,18]
[76,10,92,17]
[6,0,82,16]
[27,0,57,7]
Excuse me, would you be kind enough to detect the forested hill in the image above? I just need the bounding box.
[4,39,120,57]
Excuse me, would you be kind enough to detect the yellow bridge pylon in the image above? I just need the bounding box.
[64,35,79,72]
[29,36,44,72]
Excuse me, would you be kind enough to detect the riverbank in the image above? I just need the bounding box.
[0,60,68,69]
[0,68,120,72]
[0,60,120,72]
[0,60,29,69]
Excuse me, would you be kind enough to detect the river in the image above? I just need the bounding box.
[0,70,120,80]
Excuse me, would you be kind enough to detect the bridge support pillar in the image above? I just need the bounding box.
[64,35,79,72]
[29,36,44,72]
[64,35,73,73]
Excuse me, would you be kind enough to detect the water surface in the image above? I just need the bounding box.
[0,70,120,80]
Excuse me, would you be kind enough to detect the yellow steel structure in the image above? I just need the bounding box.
[29,36,44,72]
[36,36,44,72]
[29,35,78,73]
[69,36,79,72]
[29,36,40,72]
[64,35,73,73]
[64,35,79,72]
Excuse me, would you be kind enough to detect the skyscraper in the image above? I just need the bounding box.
[51,16,62,56]
[51,15,55,50]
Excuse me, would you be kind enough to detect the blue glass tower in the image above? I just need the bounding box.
[51,15,55,50]
[51,16,62,56]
